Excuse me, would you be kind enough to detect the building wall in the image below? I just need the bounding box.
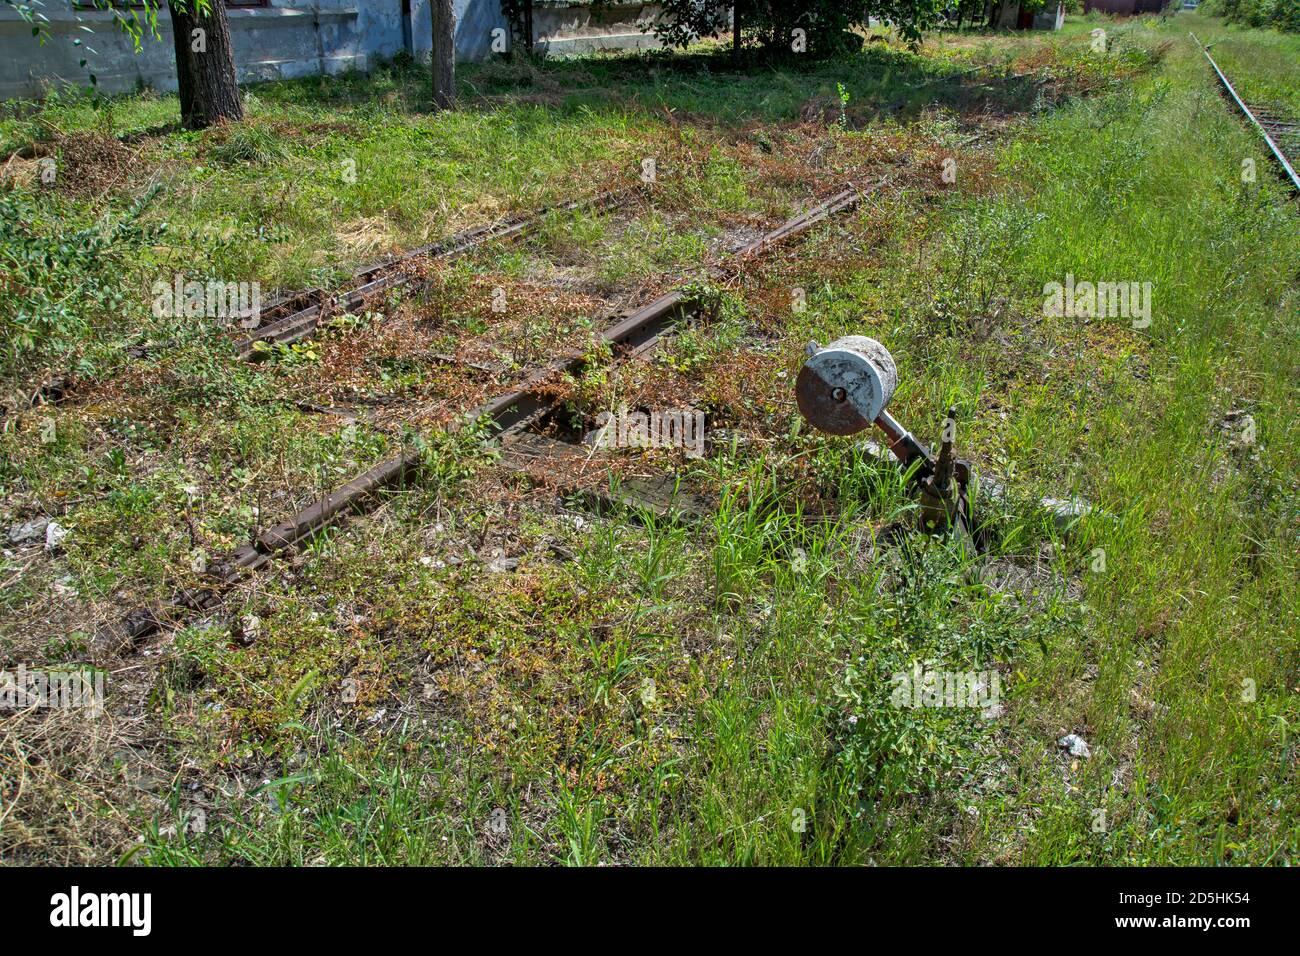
[992,2,1066,30]
[0,1,662,101]
[1083,0,1138,13]
[406,1,661,64]
[1092,0,1185,11]
[1084,0,1176,13]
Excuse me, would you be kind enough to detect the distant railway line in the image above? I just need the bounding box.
[1192,32,1300,198]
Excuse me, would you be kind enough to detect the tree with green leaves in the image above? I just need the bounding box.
[5,0,242,129]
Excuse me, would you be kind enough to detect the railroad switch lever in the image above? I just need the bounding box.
[795,337,974,535]
[916,406,973,535]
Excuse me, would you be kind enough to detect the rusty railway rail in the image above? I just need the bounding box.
[94,179,883,655]
[1192,33,1300,198]
[239,187,637,358]
[470,183,867,436]
[1,188,638,421]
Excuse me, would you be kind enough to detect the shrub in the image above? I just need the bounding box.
[1206,0,1300,32]
[0,185,161,371]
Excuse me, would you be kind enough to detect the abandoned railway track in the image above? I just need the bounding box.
[94,179,885,655]
[1192,32,1300,197]
[1,187,636,422]
[241,187,638,358]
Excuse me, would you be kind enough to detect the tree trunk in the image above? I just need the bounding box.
[431,0,456,111]
[168,1,243,130]
[732,2,741,64]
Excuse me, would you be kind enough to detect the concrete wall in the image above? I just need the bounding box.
[0,1,662,101]
[406,1,662,63]
[531,1,661,57]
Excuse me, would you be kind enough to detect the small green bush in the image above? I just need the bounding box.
[0,185,161,371]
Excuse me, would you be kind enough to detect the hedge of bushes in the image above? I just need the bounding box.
[1206,0,1300,32]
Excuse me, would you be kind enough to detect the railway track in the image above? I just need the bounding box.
[1192,32,1300,197]
[240,187,638,359]
[2,188,638,420]
[94,179,884,655]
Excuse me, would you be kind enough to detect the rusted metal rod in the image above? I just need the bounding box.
[873,409,933,473]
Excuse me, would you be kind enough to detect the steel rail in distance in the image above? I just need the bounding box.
[1191,32,1300,197]
[93,180,881,654]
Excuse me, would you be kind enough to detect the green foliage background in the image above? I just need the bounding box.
[1205,0,1300,32]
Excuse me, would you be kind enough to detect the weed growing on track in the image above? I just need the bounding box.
[1,14,1295,866]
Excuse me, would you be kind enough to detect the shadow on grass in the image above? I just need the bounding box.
[254,43,1046,130]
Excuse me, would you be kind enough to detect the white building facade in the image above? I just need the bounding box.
[0,1,663,101]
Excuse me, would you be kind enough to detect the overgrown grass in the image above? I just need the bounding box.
[1,14,1296,866]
